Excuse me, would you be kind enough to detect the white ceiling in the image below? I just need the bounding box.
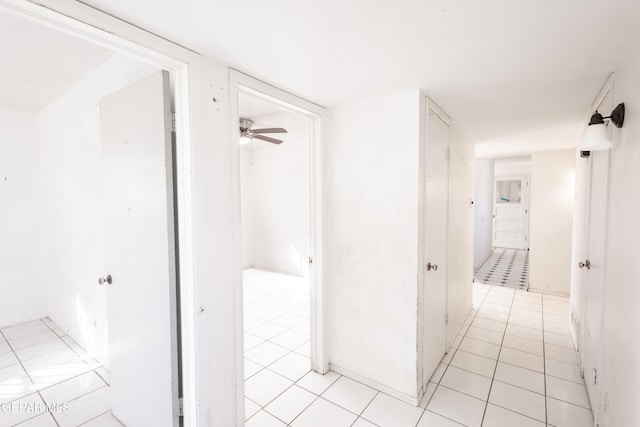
[0,11,113,112]
[78,1,640,149]
[239,93,285,122]
[239,93,307,149]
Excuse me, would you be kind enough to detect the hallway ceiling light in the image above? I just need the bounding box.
[580,103,625,151]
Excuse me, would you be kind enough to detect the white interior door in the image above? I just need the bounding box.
[100,70,179,427]
[580,150,609,415]
[492,175,529,249]
[577,88,613,421]
[422,109,449,386]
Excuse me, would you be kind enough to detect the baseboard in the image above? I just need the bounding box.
[527,287,570,297]
[329,363,419,406]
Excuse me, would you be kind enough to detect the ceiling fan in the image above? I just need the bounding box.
[239,118,288,145]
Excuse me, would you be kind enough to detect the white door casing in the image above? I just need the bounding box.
[229,70,327,425]
[492,175,529,249]
[420,105,450,390]
[100,70,179,427]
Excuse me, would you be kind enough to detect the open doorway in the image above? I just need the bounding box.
[474,157,531,290]
[239,93,313,419]
[473,153,576,295]
[229,71,327,425]
[0,8,192,426]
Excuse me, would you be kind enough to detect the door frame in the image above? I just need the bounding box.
[492,174,530,249]
[229,69,328,421]
[0,1,200,425]
[417,96,451,402]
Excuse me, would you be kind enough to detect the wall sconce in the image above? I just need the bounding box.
[580,103,625,151]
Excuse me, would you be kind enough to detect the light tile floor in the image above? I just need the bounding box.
[0,318,123,426]
[474,248,529,290]
[244,269,593,426]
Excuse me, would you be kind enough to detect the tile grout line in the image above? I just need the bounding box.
[5,318,115,427]
[39,317,113,393]
[244,278,310,317]
[242,274,319,425]
[244,337,310,381]
[245,347,310,377]
[348,390,380,427]
[76,409,118,426]
[451,334,582,385]
[248,311,310,338]
[248,318,390,425]
[435,382,551,425]
[244,362,308,421]
[243,280,312,375]
[258,369,339,425]
[1,321,57,342]
[0,322,61,427]
[245,272,579,426]
[39,315,111,388]
[478,287,517,426]
[243,302,311,381]
[414,284,492,426]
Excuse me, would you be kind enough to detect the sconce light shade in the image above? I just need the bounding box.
[579,103,625,151]
[581,121,613,151]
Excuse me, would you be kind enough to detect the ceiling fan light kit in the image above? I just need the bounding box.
[239,117,288,145]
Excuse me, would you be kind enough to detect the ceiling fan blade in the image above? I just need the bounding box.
[252,127,288,134]
[254,134,283,144]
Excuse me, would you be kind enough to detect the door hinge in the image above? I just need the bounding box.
[592,368,598,385]
[178,397,184,417]
[446,147,451,161]
[309,257,313,265]
[445,313,449,325]
[171,112,177,133]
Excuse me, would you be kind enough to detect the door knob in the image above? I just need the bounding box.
[427,262,438,272]
[98,275,112,285]
[578,260,591,270]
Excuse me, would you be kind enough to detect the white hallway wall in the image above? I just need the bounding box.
[473,158,494,268]
[0,107,47,326]
[494,156,531,177]
[528,149,575,295]
[240,109,310,277]
[327,90,473,400]
[197,57,238,427]
[37,54,158,367]
[328,90,421,398]
[587,30,640,427]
